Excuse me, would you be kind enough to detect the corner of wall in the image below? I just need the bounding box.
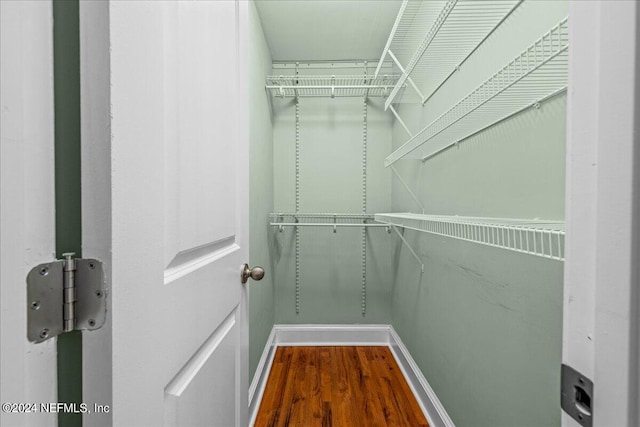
[249,0,275,382]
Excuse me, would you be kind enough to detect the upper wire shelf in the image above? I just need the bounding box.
[375,213,565,260]
[385,17,569,167]
[265,75,401,99]
[376,0,523,108]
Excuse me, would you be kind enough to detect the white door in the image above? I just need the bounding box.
[0,2,58,426]
[563,1,639,426]
[80,1,250,426]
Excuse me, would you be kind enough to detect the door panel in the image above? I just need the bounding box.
[165,0,237,267]
[164,309,240,427]
[80,1,249,426]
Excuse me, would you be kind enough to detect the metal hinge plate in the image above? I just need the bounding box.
[561,363,593,427]
[27,257,106,343]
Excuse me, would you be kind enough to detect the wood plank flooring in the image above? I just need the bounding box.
[255,346,429,427]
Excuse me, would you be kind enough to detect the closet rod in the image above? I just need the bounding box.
[269,213,374,219]
[270,223,388,228]
[265,85,395,90]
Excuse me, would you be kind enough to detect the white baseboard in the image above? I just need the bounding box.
[273,323,393,346]
[248,327,276,426]
[248,324,454,427]
[388,327,455,427]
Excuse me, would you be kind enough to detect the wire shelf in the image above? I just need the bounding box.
[383,0,523,108]
[269,213,375,220]
[375,213,565,260]
[265,75,401,98]
[269,213,386,232]
[385,17,568,167]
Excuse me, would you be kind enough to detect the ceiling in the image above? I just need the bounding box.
[255,0,402,62]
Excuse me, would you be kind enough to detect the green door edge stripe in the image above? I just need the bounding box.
[54,1,83,426]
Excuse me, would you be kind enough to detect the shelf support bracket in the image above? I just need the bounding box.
[375,0,409,78]
[388,105,413,138]
[386,50,425,109]
[392,225,424,273]
[390,165,425,214]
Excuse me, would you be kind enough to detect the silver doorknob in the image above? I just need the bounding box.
[241,264,265,284]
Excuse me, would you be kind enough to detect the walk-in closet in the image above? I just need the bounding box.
[249,1,568,426]
[3,1,638,426]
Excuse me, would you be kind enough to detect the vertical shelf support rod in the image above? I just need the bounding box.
[295,99,301,315]
[293,62,299,100]
[361,97,368,316]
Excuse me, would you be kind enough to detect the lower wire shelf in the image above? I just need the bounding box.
[269,213,388,232]
[375,213,565,261]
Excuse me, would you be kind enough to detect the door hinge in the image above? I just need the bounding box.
[561,363,594,427]
[27,252,106,343]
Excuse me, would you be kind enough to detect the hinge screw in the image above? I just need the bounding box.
[30,301,40,311]
[88,262,96,270]
[88,319,96,327]
[95,290,103,298]
[39,329,49,339]
[39,266,48,276]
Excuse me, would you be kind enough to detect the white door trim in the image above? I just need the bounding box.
[248,324,455,427]
[563,1,640,425]
[79,2,113,424]
[1,1,58,426]
[248,328,277,424]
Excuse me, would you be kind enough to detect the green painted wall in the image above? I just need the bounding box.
[389,1,568,426]
[249,1,276,381]
[271,94,395,324]
[53,1,82,426]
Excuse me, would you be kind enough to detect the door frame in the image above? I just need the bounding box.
[0,2,58,426]
[79,2,113,424]
[562,1,639,425]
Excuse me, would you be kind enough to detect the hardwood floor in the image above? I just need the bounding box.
[255,346,429,427]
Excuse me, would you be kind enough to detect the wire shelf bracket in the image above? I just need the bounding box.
[385,17,569,167]
[375,213,565,261]
[392,225,425,273]
[390,165,425,214]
